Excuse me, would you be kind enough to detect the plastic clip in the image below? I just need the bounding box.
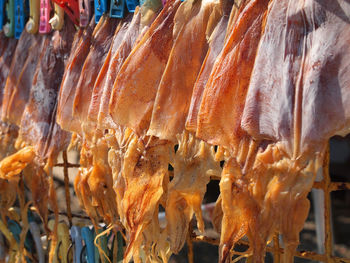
[49,3,64,30]
[0,0,5,30]
[14,0,28,38]
[52,0,79,26]
[109,0,124,18]
[48,220,71,263]
[3,0,15,37]
[94,227,110,262]
[81,227,95,263]
[29,221,44,263]
[26,0,39,33]
[94,0,106,23]
[70,226,83,263]
[78,0,90,27]
[125,0,138,12]
[38,0,50,33]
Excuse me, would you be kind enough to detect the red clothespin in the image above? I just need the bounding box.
[78,0,90,27]
[39,0,51,33]
[52,0,80,26]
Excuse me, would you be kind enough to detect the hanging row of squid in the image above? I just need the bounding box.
[0,0,349,262]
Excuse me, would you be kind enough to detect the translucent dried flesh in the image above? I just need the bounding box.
[147,0,222,141]
[109,0,181,136]
[72,16,119,135]
[57,17,96,133]
[19,21,75,162]
[98,10,146,129]
[87,14,133,128]
[242,0,350,158]
[2,32,44,126]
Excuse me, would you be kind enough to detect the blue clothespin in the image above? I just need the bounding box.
[0,0,5,30]
[27,211,44,263]
[7,219,34,262]
[94,0,107,23]
[70,226,83,263]
[125,0,138,12]
[81,226,95,263]
[109,0,124,18]
[14,0,28,39]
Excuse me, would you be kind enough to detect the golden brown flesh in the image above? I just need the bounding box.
[57,18,95,133]
[2,32,43,126]
[72,16,119,134]
[109,0,181,136]
[98,10,143,129]
[147,0,222,141]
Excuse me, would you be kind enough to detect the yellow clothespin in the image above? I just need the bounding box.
[49,3,64,31]
[49,220,72,263]
[26,0,39,33]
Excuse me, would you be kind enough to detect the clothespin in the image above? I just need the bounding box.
[38,0,50,33]
[0,0,5,30]
[94,0,107,23]
[48,220,71,263]
[81,226,95,263]
[111,231,123,263]
[109,0,124,18]
[52,0,79,26]
[14,0,29,38]
[70,226,83,263]
[125,0,138,12]
[29,221,44,263]
[7,219,34,254]
[26,0,39,33]
[78,0,90,26]
[3,0,15,37]
[49,3,64,30]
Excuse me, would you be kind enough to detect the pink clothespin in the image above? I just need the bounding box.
[39,0,51,33]
[79,0,90,27]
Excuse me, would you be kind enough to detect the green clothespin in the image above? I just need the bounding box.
[3,0,15,37]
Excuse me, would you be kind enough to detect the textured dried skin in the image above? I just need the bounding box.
[0,178,17,220]
[0,35,17,98]
[2,33,44,126]
[166,131,221,253]
[185,0,236,132]
[72,15,119,135]
[57,18,96,133]
[18,20,75,163]
[241,0,350,158]
[87,15,131,128]
[0,123,18,159]
[0,35,18,159]
[196,0,269,155]
[236,1,350,261]
[97,11,143,129]
[109,0,181,136]
[147,0,222,141]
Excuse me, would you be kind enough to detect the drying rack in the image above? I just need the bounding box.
[50,142,350,263]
